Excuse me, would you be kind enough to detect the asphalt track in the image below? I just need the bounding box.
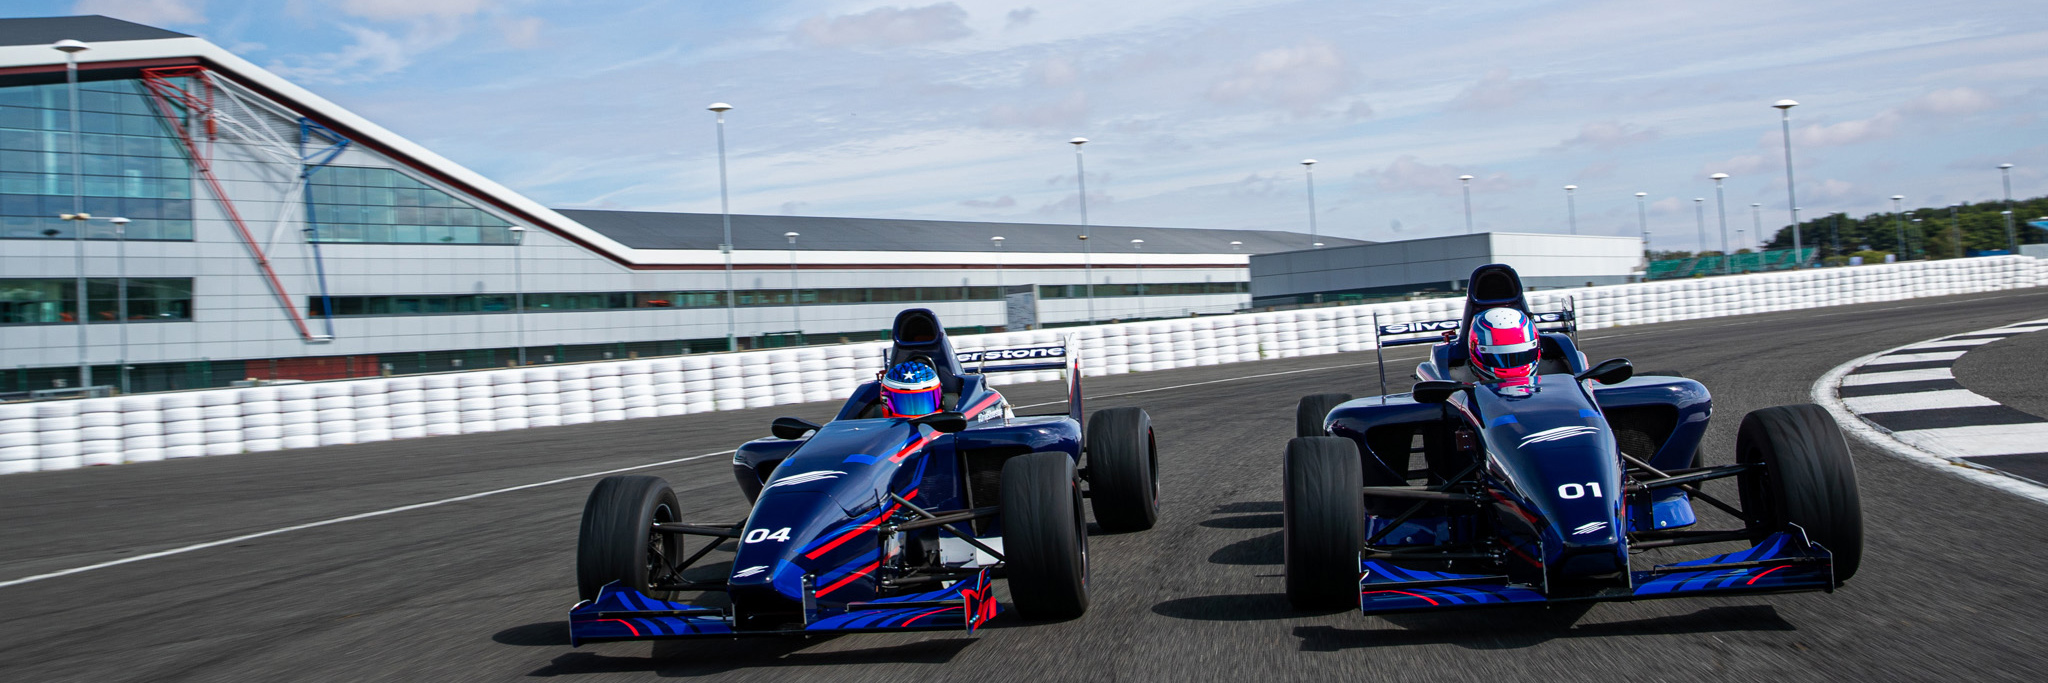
[5,288,2048,682]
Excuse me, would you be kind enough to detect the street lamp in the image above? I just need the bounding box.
[2000,163,2017,252]
[1229,240,1242,251]
[1948,203,1963,258]
[1912,218,1924,258]
[708,102,737,352]
[1634,192,1650,263]
[1302,159,1320,248]
[110,216,129,392]
[1071,137,1093,323]
[784,231,800,339]
[1130,238,1145,318]
[1563,185,1579,235]
[508,225,527,365]
[1693,198,1706,258]
[1461,175,1477,234]
[1711,173,1731,273]
[1890,195,1906,258]
[991,235,1005,294]
[56,39,91,391]
[1773,99,1803,266]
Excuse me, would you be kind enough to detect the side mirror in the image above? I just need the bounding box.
[1411,380,1467,404]
[1576,358,1634,385]
[910,411,969,433]
[771,416,823,440]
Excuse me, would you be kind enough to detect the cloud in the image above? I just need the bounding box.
[1805,178,1856,202]
[1703,154,1774,176]
[1360,156,1519,197]
[1783,87,2001,148]
[1649,197,1687,215]
[1029,56,1079,87]
[780,201,811,214]
[269,25,414,81]
[1900,87,1997,116]
[496,16,543,49]
[985,90,1088,128]
[1206,39,1358,116]
[74,0,205,25]
[1552,121,1658,152]
[338,0,490,21]
[796,3,974,49]
[960,195,1017,208]
[1005,7,1037,30]
[1451,68,1543,111]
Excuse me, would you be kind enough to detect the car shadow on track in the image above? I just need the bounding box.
[1295,604,1794,651]
[523,636,980,677]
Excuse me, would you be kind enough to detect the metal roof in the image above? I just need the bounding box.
[0,16,190,47]
[553,209,1367,255]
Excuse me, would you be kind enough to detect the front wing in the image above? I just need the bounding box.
[569,569,997,644]
[1356,530,1835,614]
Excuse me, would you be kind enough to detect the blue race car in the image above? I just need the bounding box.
[1284,263,1863,614]
[569,309,1160,643]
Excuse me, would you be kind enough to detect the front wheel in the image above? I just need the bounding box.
[1086,407,1159,533]
[1002,451,1089,620]
[1735,404,1864,584]
[576,475,683,601]
[1295,394,1353,438]
[1284,436,1364,610]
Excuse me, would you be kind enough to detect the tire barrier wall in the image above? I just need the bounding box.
[4,256,2043,475]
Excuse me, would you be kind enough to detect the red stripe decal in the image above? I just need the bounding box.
[889,432,941,463]
[816,561,880,597]
[1745,564,1791,585]
[903,605,961,625]
[806,504,899,560]
[599,618,641,636]
[1362,589,1440,606]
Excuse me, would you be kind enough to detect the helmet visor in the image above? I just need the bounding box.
[1475,341,1541,373]
[883,385,943,417]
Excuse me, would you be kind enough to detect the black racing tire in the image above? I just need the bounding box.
[1085,407,1160,533]
[576,475,684,601]
[1002,451,1090,620]
[1284,436,1365,610]
[1735,404,1864,584]
[1296,393,1353,438]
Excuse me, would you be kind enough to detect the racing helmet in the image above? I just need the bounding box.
[881,361,944,418]
[1468,307,1541,380]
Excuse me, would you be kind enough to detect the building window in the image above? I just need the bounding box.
[1037,282,1249,298]
[304,281,1250,319]
[0,278,193,324]
[0,79,196,241]
[305,166,518,245]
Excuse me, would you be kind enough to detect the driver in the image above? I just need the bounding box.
[880,361,944,418]
[1468,307,1542,381]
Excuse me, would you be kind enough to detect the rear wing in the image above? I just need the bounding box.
[1370,298,1577,398]
[956,335,1084,421]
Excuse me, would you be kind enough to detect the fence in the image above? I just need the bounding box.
[3,256,2043,475]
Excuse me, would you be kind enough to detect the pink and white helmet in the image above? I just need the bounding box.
[1468,307,1541,380]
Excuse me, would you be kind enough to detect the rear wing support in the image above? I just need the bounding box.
[1368,300,1578,399]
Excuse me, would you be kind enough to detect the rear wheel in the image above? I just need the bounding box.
[1086,407,1160,533]
[1295,394,1353,438]
[576,475,683,601]
[1735,404,1864,583]
[1284,436,1364,610]
[1002,452,1089,619]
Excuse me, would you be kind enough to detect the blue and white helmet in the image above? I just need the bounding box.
[881,361,943,417]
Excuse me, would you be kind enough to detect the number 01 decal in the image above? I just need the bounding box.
[1557,482,1604,499]
[744,527,792,543]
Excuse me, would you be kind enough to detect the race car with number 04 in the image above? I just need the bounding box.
[1285,263,1864,615]
[568,308,1161,643]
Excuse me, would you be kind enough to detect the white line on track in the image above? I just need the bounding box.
[0,450,736,590]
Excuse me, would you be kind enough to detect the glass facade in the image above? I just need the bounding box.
[305,281,1247,318]
[306,166,518,244]
[0,79,195,241]
[1037,282,1249,298]
[0,278,193,324]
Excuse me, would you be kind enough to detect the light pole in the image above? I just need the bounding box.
[1130,238,1145,318]
[1071,137,1093,323]
[1949,203,1963,258]
[709,102,736,352]
[1890,195,1906,258]
[1773,99,1803,266]
[990,235,1005,294]
[1461,175,1476,234]
[111,216,129,392]
[56,39,91,390]
[1711,173,1730,273]
[784,231,800,339]
[1693,198,1706,258]
[1912,218,1924,258]
[1564,185,1579,234]
[1634,192,1650,263]
[1229,241,1242,251]
[2000,164,2017,252]
[509,225,526,365]
[1301,159,1320,248]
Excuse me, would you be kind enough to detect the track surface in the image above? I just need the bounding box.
[6,289,2048,682]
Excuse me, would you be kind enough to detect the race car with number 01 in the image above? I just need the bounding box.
[568,308,1161,643]
[1285,263,1864,615]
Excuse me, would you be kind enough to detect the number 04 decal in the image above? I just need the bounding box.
[1557,482,1604,499]
[744,527,792,543]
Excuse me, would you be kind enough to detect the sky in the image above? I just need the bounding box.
[23,0,2048,250]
